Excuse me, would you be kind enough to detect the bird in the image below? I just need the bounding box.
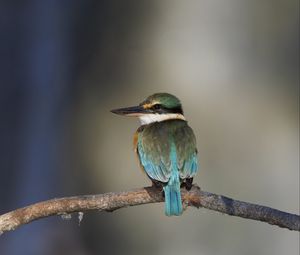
[111,93,199,216]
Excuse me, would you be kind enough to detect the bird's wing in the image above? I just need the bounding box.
[137,124,172,183]
[137,137,171,183]
[174,123,199,179]
[179,151,198,178]
[137,120,198,182]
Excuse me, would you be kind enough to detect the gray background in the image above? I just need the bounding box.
[0,0,299,254]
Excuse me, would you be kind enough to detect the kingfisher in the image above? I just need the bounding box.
[111,93,199,216]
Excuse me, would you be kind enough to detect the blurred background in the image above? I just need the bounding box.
[0,0,299,254]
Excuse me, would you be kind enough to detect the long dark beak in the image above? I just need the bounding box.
[111,105,148,116]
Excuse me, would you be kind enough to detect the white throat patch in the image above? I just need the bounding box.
[139,113,186,125]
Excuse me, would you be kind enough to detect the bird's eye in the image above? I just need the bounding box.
[152,104,161,110]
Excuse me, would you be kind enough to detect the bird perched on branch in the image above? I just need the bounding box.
[111,93,199,216]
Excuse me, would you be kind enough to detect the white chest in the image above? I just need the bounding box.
[138,113,186,125]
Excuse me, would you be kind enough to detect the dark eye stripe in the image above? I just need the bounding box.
[152,104,161,110]
[151,104,183,115]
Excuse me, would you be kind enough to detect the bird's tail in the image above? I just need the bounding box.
[163,170,182,216]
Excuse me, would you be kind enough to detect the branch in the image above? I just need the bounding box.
[0,185,299,234]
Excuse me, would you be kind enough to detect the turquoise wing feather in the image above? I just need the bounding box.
[137,136,171,182]
[138,137,183,215]
[180,152,198,178]
[136,120,198,216]
[173,121,199,179]
[137,120,198,182]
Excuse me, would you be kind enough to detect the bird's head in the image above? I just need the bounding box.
[111,93,185,125]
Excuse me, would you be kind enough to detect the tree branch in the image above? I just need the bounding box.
[0,185,299,234]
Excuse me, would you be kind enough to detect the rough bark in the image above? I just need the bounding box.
[0,185,299,234]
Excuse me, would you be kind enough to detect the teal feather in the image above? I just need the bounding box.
[163,143,182,216]
[137,119,198,216]
[181,153,198,178]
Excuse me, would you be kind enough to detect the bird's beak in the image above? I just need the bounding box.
[111,105,149,116]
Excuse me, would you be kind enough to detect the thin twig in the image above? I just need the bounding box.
[0,185,299,234]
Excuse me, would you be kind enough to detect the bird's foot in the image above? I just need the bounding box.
[151,180,164,193]
[181,178,193,191]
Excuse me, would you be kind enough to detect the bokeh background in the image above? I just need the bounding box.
[0,1,299,255]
